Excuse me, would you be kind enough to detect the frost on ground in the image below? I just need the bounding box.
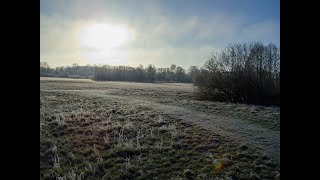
[40,77,280,179]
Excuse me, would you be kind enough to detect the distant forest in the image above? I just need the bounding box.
[40,62,200,83]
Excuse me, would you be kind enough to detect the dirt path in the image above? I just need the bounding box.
[46,89,279,165]
[114,94,279,165]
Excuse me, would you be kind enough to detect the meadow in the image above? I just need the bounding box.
[40,77,280,179]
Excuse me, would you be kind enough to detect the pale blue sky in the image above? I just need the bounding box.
[40,0,280,68]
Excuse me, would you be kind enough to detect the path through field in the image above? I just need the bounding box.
[41,77,279,164]
[40,77,280,179]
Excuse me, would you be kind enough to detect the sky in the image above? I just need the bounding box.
[40,0,280,69]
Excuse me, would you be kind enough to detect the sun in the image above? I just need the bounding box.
[78,23,130,51]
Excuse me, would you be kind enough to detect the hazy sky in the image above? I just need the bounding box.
[40,0,280,68]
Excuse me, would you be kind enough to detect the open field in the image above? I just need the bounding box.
[40,77,280,179]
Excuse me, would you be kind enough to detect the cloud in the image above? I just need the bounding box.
[240,20,280,44]
[193,14,244,41]
[41,14,91,66]
[40,14,80,54]
[40,1,279,68]
[126,46,219,69]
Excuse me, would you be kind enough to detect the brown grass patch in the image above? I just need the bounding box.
[65,110,114,153]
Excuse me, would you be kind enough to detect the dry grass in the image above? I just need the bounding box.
[40,77,280,179]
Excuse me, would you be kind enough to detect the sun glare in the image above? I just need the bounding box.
[78,23,130,51]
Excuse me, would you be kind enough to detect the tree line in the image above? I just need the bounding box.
[41,41,280,105]
[40,62,200,83]
[40,62,95,79]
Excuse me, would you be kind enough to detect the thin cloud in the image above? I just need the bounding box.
[40,1,279,68]
[240,20,280,44]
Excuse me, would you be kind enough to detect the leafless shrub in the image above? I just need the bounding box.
[194,42,280,106]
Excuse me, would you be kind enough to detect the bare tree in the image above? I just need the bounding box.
[194,42,280,105]
[146,64,156,82]
[188,66,200,82]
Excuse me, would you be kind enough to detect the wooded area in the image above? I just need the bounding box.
[40,62,200,83]
[194,42,280,105]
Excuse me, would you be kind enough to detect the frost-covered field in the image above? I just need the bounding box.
[40,77,280,179]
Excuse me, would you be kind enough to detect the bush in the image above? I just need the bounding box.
[194,42,280,106]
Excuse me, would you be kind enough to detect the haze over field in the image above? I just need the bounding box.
[40,0,279,68]
[40,1,280,179]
